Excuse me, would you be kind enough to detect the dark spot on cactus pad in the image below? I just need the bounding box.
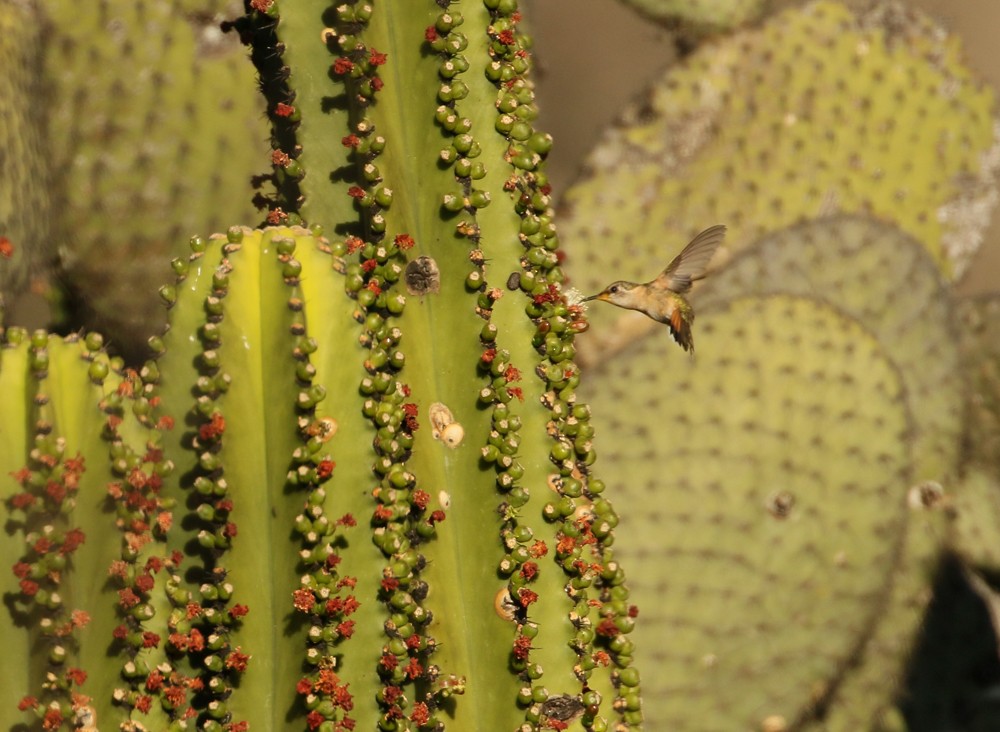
[766,491,795,519]
[540,694,586,723]
[404,256,440,295]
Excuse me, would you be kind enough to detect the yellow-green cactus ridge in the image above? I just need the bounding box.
[0,0,52,316]
[125,0,635,727]
[0,329,173,730]
[561,0,999,306]
[42,0,268,356]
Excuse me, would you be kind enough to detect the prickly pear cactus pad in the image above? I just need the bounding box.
[41,0,268,355]
[561,0,999,310]
[616,0,766,34]
[0,0,52,315]
[951,296,1000,574]
[697,216,961,484]
[956,295,1000,478]
[583,291,914,729]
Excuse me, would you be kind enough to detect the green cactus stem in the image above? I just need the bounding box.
[2,2,641,730]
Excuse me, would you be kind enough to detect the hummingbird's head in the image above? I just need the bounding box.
[584,281,641,309]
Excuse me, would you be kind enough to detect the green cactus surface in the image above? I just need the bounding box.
[581,286,931,729]
[39,0,268,356]
[558,2,995,726]
[617,0,767,34]
[2,2,643,730]
[561,0,998,301]
[0,0,52,315]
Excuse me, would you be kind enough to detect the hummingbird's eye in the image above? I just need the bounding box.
[609,285,619,294]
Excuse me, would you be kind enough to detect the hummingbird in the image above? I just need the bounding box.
[583,225,726,353]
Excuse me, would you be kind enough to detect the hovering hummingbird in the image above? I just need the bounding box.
[583,225,726,353]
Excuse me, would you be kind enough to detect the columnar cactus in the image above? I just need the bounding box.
[2,2,641,731]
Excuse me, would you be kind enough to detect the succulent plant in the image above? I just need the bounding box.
[2,2,640,730]
[558,0,1000,728]
[4,0,1000,730]
[39,0,268,358]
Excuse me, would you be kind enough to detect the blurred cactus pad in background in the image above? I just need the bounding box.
[1,0,1000,731]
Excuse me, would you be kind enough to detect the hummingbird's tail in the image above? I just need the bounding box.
[668,309,694,353]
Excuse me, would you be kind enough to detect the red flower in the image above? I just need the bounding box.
[517,588,538,607]
[225,648,250,672]
[347,186,366,199]
[381,577,400,592]
[394,234,415,250]
[199,413,225,442]
[424,26,439,42]
[118,588,140,609]
[0,236,13,258]
[342,134,361,148]
[66,667,87,686]
[512,634,532,660]
[316,460,337,480]
[145,669,164,692]
[274,102,296,117]
[10,491,36,510]
[333,58,355,75]
[595,618,618,638]
[405,657,423,679]
[293,588,316,613]
[410,702,430,725]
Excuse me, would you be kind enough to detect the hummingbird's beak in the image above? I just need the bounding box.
[582,292,603,303]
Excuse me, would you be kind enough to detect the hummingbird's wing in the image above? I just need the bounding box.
[655,224,726,294]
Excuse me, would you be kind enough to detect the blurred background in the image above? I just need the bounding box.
[525,0,1000,295]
